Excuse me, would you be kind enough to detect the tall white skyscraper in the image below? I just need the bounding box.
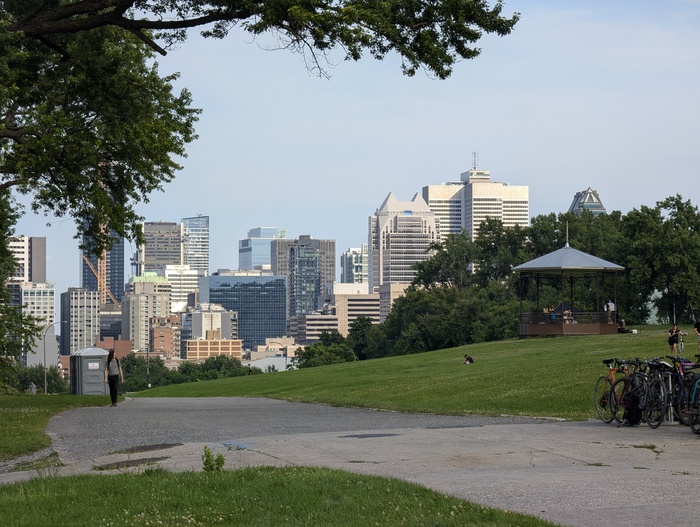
[368,193,439,292]
[162,264,204,313]
[422,165,530,242]
[182,215,210,275]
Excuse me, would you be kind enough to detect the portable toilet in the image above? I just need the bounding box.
[70,348,109,395]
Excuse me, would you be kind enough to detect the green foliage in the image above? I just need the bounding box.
[201,445,225,472]
[294,341,356,368]
[120,354,250,391]
[14,364,68,394]
[1,23,200,255]
[0,191,42,384]
[347,316,374,360]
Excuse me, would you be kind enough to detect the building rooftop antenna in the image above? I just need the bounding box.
[471,151,479,170]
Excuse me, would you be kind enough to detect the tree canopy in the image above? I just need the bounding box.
[2,0,519,252]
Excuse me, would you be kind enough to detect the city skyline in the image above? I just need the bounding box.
[12,1,700,317]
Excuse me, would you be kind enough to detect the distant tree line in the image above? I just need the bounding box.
[295,195,700,366]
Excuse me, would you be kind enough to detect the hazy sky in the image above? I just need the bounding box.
[14,0,700,306]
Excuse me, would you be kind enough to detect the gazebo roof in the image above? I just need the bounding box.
[513,244,624,273]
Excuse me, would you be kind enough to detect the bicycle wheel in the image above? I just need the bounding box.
[594,376,614,423]
[672,383,691,426]
[645,379,667,429]
[679,340,685,355]
[610,377,629,425]
[690,411,700,434]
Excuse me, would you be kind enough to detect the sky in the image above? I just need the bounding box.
[14,0,700,313]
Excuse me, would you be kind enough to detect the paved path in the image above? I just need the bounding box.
[4,397,700,527]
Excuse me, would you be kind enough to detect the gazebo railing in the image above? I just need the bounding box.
[521,311,616,326]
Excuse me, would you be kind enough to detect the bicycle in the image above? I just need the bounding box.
[609,359,666,428]
[662,355,700,425]
[594,358,627,423]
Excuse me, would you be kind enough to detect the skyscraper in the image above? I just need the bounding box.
[200,271,286,349]
[8,236,46,283]
[568,188,607,216]
[340,244,369,284]
[122,273,172,351]
[461,168,529,240]
[60,288,100,356]
[271,235,336,322]
[238,227,286,270]
[422,165,529,241]
[132,221,182,276]
[80,233,125,304]
[181,215,210,275]
[368,193,439,292]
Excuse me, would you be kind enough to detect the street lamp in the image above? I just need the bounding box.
[42,321,60,395]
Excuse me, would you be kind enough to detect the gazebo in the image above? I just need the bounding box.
[512,244,624,337]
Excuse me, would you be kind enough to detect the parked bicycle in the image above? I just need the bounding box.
[594,358,627,423]
[609,358,666,428]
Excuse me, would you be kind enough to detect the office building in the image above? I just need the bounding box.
[182,215,210,275]
[185,338,243,362]
[568,187,607,216]
[368,193,439,292]
[239,227,286,270]
[340,245,369,284]
[422,164,530,242]
[326,283,380,337]
[289,313,339,344]
[200,271,286,350]
[461,168,529,240]
[162,264,204,313]
[132,221,182,275]
[180,304,238,358]
[80,233,125,304]
[271,235,335,321]
[122,273,172,351]
[9,236,46,283]
[16,282,57,367]
[60,288,100,356]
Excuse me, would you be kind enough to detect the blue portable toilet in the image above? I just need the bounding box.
[70,348,109,395]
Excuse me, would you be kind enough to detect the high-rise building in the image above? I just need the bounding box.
[15,282,57,367]
[238,227,286,270]
[80,233,125,304]
[568,187,607,216]
[180,304,237,358]
[326,283,380,337]
[340,244,369,284]
[461,168,529,240]
[9,236,46,283]
[271,235,335,322]
[132,221,183,276]
[368,193,439,292]
[200,271,286,350]
[422,165,530,242]
[181,215,210,275]
[162,264,204,313]
[122,273,172,351]
[60,288,100,356]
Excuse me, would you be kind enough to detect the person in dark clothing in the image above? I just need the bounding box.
[104,350,125,407]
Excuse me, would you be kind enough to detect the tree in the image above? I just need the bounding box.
[3,0,519,252]
[294,342,355,368]
[412,231,476,290]
[0,192,41,384]
[347,316,374,360]
[7,1,520,79]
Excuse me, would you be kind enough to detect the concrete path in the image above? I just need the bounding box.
[3,397,700,527]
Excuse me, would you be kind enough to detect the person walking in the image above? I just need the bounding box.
[104,350,124,407]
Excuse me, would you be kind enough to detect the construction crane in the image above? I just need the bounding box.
[82,253,119,305]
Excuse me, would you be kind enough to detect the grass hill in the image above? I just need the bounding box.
[135,325,676,422]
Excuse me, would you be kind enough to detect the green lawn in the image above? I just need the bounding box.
[136,326,672,422]
[0,326,676,527]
